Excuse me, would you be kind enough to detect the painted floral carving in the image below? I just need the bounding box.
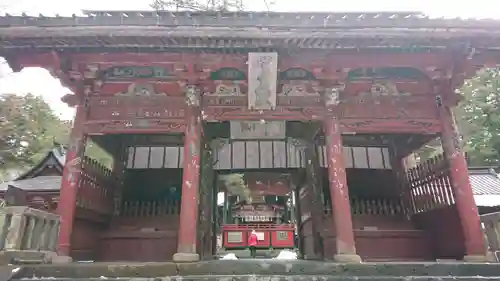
[116,83,166,96]
[279,84,319,96]
[324,84,345,107]
[361,80,410,98]
[215,84,242,96]
[65,156,82,186]
[185,85,201,107]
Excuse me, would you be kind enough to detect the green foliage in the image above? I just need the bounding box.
[0,94,113,181]
[458,68,500,166]
[415,68,500,166]
[85,140,113,169]
[0,94,70,171]
[414,143,442,164]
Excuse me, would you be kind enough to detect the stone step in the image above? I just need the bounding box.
[10,261,500,279]
[10,276,500,281]
[0,266,18,281]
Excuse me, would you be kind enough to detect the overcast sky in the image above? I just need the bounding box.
[0,0,498,120]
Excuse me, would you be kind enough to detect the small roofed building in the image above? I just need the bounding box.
[469,167,500,215]
[0,145,66,211]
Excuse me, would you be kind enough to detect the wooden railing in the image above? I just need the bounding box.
[324,198,404,216]
[119,199,180,217]
[480,211,500,260]
[403,154,455,215]
[78,156,116,214]
[0,206,60,253]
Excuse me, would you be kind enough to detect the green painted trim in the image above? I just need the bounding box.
[347,67,428,81]
[210,67,246,80]
[279,67,316,80]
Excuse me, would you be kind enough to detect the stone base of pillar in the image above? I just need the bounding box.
[0,250,62,265]
[463,254,490,262]
[51,254,73,264]
[173,252,200,262]
[333,254,362,263]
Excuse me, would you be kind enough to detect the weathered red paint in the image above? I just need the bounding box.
[175,87,202,256]
[439,105,485,257]
[324,114,358,257]
[57,104,87,257]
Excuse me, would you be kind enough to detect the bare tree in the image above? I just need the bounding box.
[150,0,276,12]
[151,0,245,11]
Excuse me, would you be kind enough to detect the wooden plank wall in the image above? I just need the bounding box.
[125,142,392,170]
[212,139,304,170]
[126,146,184,169]
[317,145,391,170]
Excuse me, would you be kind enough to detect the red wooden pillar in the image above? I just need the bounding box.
[57,104,87,259]
[323,86,361,263]
[438,101,487,261]
[173,85,202,262]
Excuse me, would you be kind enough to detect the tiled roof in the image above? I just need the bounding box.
[3,11,500,51]
[0,176,61,191]
[0,146,66,192]
[469,167,500,196]
[15,146,66,180]
[0,11,499,29]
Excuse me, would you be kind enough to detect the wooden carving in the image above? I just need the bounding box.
[204,107,323,121]
[115,83,166,96]
[85,120,185,134]
[341,119,440,133]
[104,66,174,80]
[185,85,201,107]
[360,81,411,98]
[324,84,345,107]
[279,84,319,96]
[213,84,243,96]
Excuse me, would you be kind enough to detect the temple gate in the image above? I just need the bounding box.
[2,11,500,263]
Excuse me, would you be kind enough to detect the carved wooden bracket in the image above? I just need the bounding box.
[61,93,80,107]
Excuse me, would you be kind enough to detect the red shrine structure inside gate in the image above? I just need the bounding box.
[2,11,500,263]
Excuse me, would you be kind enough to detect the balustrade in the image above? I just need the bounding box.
[78,156,116,214]
[0,206,60,261]
[119,199,180,217]
[324,198,404,216]
[480,211,500,261]
[403,154,454,215]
